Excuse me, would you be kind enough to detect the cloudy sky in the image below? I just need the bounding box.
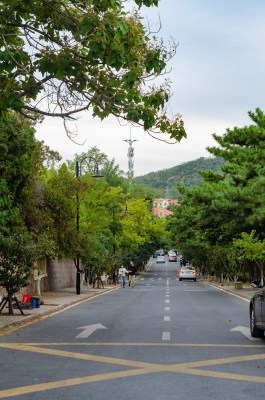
[35,0,265,177]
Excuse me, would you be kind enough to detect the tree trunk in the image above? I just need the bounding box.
[7,292,14,315]
[37,274,43,304]
[80,271,85,289]
[260,267,264,287]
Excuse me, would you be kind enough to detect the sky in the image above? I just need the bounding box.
[35,0,265,177]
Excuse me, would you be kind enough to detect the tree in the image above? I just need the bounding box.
[72,147,126,188]
[22,139,62,232]
[0,113,59,312]
[206,108,265,241]
[0,232,36,315]
[0,0,185,141]
[0,180,20,236]
[0,181,36,315]
[43,163,78,258]
[208,109,265,186]
[0,111,36,207]
[234,231,265,287]
[73,175,166,283]
[167,109,265,281]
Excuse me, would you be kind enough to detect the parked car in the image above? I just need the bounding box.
[249,286,265,337]
[153,251,160,258]
[168,253,177,262]
[179,266,197,281]
[157,255,165,263]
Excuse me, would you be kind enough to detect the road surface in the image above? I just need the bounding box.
[0,257,265,399]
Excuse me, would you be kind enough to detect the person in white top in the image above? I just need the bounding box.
[118,265,129,288]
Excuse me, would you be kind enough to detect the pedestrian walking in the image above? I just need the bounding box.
[118,265,129,288]
[128,261,137,288]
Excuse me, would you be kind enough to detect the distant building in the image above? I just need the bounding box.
[153,206,173,217]
[153,198,179,217]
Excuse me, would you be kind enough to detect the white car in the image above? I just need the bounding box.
[157,256,165,263]
[168,252,177,262]
[179,266,197,281]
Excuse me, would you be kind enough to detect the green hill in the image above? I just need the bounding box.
[135,157,225,198]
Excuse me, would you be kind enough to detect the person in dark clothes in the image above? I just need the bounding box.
[128,261,137,288]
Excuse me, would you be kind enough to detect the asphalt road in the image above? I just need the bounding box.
[1,257,265,399]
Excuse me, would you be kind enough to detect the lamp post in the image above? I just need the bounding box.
[75,156,103,295]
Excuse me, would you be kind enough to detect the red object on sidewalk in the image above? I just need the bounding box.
[22,295,32,303]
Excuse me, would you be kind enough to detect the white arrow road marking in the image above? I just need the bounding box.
[75,323,107,339]
[230,326,261,341]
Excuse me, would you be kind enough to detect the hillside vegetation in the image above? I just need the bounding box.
[135,157,225,198]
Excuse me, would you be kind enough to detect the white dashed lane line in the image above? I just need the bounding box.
[162,281,171,340]
[162,332,171,341]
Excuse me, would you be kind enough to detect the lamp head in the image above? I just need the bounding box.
[92,167,104,181]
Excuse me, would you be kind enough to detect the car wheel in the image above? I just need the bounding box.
[250,306,264,338]
[179,278,182,281]
[194,278,196,282]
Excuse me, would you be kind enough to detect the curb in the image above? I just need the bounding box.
[203,281,255,302]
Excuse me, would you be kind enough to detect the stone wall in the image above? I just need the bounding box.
[46,258,76,291]
[0,258,77,301]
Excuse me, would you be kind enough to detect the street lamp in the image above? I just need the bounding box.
[75,156,103,295]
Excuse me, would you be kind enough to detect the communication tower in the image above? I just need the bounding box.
[124,126,138,178]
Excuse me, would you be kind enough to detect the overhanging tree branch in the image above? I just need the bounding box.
[0,0,186,141]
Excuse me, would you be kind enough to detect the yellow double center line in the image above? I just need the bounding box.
[1,342,265,398]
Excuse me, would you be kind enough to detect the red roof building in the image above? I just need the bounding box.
[153,198,179,217]
[153,198,179,208]
[153,206,173,217]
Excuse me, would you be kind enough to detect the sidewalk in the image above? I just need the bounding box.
[0,285,118,334]
[204,279,258,301]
